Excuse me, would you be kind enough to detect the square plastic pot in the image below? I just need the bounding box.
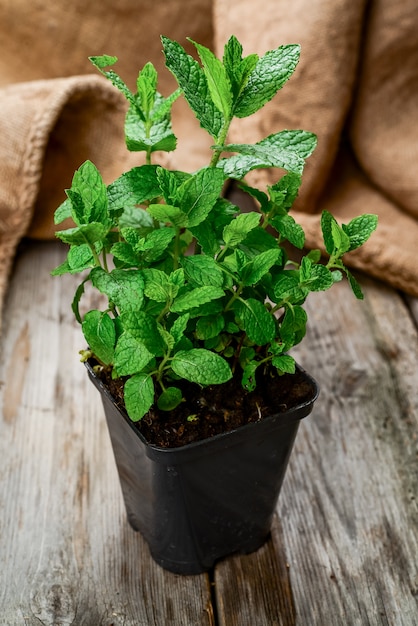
[86,362,319,575]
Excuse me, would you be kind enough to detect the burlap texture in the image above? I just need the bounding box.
[0,0,417,333]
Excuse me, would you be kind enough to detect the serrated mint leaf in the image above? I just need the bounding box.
[171,349,232,385]
[223,212,261,248]
[280,305,307,346]
[54,198,72,225]
[162,36,223,138]
[273,272,308,304]
[114,332,154,376]
[272,354,296,374]
[181,255,224,288]
[221,142,305,177]
[125,101,177,153]
[171,286,225,313]
[91,267,144,312]
[121,311,166,356]
[143,228,176,262]
[110,242,139,266]
[234,298,275,344]
[82,310,115,365]
[177,167,225,227]
[107,165,160,214]
[342,214,378,251]
[260,131,317,160]
[331,219,351,256]
[234,44,300,117]
[157,387,183,411]
[321,210,336,255]
[195,314,225,340]
[345,268,364,300]
[299,256,312,283]
[55,222,109,246]
[156,167,191,204]
[268,172,302,211]
[136,62,157,115]
[223,36,258,100]
[67,244,95,272]
[272,214,305,249]
[90,56,137,109]
[190,38,232,118]
[242,248,281,285]
[242,360,259,392]
[170,313,190,343]
[142,268,177,302]
[69,160,109,225]
[147,203,188,228]
[307,263,334,291]
[124,373,154,421]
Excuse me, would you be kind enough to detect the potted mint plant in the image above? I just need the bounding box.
[52,35,377,574]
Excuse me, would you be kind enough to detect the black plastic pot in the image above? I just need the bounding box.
[86,362,319,575]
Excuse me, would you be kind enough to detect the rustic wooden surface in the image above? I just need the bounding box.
[0,240,417,626]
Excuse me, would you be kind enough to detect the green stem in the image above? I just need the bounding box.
[209,116,233,168]
[224,285,244,312]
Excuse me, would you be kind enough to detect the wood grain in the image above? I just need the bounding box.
[0,242,213,626]
[1,242,417,625]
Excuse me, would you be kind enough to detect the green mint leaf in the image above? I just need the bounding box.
[55,222,109,246]
[331,219,351,256]
[157,387,183,411]
[272,214,305,249]
[67,244,95,272]
[114,332,154,376]
[156,167,191,204]
[221,140,305,178]
[89,55,137,109]
[68,160,109,226]
[300,256,312,282]
[234,44,300,117]
[147,203,188,228]
[189,38,233,118]
[223,36,258,100]
[342,214,378,251]
[136,62,157,115]
[125,101,177,153]
[306,249,322,263]
[195,314,225,340]
[151,88,182,121]
[307,263,334,291]
[223,212,261,248]
[260,131,317,160]
[90,267,144,312]
[280,305,307,347]
[107,165,160,214]
[142,228,176,263]
[142,268,177,302]
[82,310,115,365]
[272,354,296,375]
[171,349,232,385]
[162,36,223,139]
[54,199,72,225]
[234,298,275,344]
[242,360,259,392]
[171,286,225,313]
[268,172,302,211]
[181,255,224,288]
[345,268,364,300]
[177,167,225,228]
[110,242,139,266]
[321,210,336,255]
[170,313,190,344]
[273,272,308,305]
[121,311,166,356]
[242,248,281,285]
[124,373,154,421]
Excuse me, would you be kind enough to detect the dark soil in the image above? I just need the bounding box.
[98,365,316,448]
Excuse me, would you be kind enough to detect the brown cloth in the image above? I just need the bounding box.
[1,0,417,333]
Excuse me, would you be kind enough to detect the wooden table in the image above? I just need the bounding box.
[1,240,417,625]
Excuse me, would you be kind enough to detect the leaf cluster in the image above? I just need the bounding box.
[53,36,377,421]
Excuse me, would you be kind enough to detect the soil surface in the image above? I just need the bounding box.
[98,365,316,448]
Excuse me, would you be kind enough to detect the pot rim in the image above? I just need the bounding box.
[85,361,319,462]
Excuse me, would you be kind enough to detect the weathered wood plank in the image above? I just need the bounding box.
[215,275,418,626]
[0,242,213,626]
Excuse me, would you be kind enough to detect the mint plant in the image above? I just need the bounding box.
[52,36,377,422]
